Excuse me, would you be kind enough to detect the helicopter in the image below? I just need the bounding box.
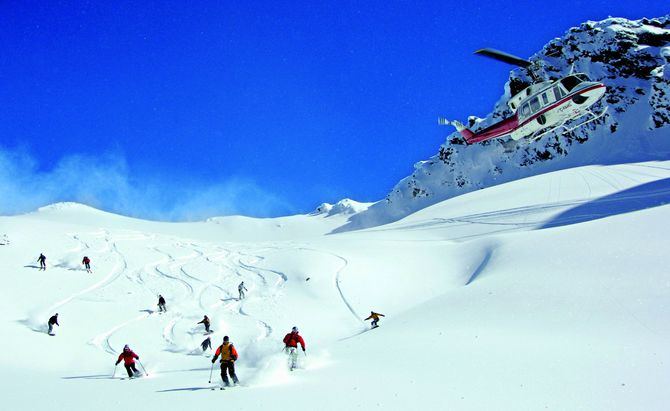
[440,48,607,145]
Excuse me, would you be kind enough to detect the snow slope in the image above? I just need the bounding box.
[2,160,670,410]
[343,16,670,232]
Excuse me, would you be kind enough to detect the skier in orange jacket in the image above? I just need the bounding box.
[364,311,385,328]
[211,336,239,386]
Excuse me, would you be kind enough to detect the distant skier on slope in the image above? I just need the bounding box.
[157,295,166,312]
[211,336,239,387]
[198,315,211,333]
[47,313,59,335]
[37,253,46,270]
[283,326,306,371]
[201,336,212,351]
[364,311,385,328]
[115,345,141,378]
[238,281,248,300]
[82,256,91,273]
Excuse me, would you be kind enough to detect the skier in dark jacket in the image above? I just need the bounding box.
[115,345,141,378]
[211,336,239,387]
[197,315,211,333]
[157,295,166,312]
[37,253,46,270]
[47,313,59,335]
[364,311,385,328]
[201,336,212,351]
[238,281,248,300]
[82,256,91,273]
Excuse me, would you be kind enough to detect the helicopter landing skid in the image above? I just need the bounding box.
[531,106,609,141]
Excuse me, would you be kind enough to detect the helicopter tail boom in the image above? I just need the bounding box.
[450,120,476,142]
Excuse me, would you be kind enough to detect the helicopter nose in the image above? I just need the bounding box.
[582,83,606,101]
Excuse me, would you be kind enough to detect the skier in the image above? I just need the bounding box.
[283,326,306,371]
[201,336,212,351]
[238,281,248,300]
[157,295,166,312]
[37,253,46,270]
[82,256,91,273]
[211,336,239,387]
[198,315,211,333]
[47,313,59,335]
[115,345,141,378]
[364,311,385,328]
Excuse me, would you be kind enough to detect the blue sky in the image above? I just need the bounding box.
[1,1,666,220]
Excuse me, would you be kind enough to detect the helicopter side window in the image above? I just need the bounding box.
[560,75,582,92]
[521,103,530,117]
[576,74,591,82]
[541,93,549,105]
[553,86,565,101]
[529,96,540,113]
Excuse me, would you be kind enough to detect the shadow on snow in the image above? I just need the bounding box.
[540,178,670,229]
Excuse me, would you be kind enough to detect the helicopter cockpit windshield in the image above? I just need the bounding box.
[560,74,591,92]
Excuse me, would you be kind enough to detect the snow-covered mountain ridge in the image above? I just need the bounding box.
[339,16,670,232]
[311,199,373,216]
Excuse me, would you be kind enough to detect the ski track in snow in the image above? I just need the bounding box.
[90,312,151,355]
[296,247,359,323]
[31,231,126,325]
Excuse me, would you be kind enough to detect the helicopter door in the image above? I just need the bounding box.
[529,96,540,113]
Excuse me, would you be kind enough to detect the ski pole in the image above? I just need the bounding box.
[208,362,214,383]
[138,360,149,376]
[112,364,117,378]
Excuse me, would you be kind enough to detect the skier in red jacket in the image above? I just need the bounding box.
[82,256,91,273]
[283,326,306,371]
[115,345,141,378]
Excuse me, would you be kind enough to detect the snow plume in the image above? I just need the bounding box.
[338,16,670,232]
[0,146,293,220]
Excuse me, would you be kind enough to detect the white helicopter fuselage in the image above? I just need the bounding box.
[509,74,606,141]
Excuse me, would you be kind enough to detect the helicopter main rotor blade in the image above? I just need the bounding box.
[475,48,532,68]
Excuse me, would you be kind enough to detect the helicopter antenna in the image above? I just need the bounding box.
[568,63,576,75]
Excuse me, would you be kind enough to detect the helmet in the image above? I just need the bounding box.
[223,336,229,342]
[292,326,298,333]
[123,344,130,351]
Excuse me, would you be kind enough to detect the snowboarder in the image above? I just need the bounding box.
[47,313,59,335]
[157,295,166,312]
[211,336,239,387]
[115,345,141,378]
[201,336,212,351]
[82,256,91,273]
[37,253,46,270]
[283,326,306,370]
[238,281,248,300]
[364,311,385,328]
[198,315,211,333]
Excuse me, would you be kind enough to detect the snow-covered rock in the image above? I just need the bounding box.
[311,199,373,217]
[338,16,670,232]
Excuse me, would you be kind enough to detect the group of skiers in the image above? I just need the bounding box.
[36,253,92,273]
[36,250,387,386]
